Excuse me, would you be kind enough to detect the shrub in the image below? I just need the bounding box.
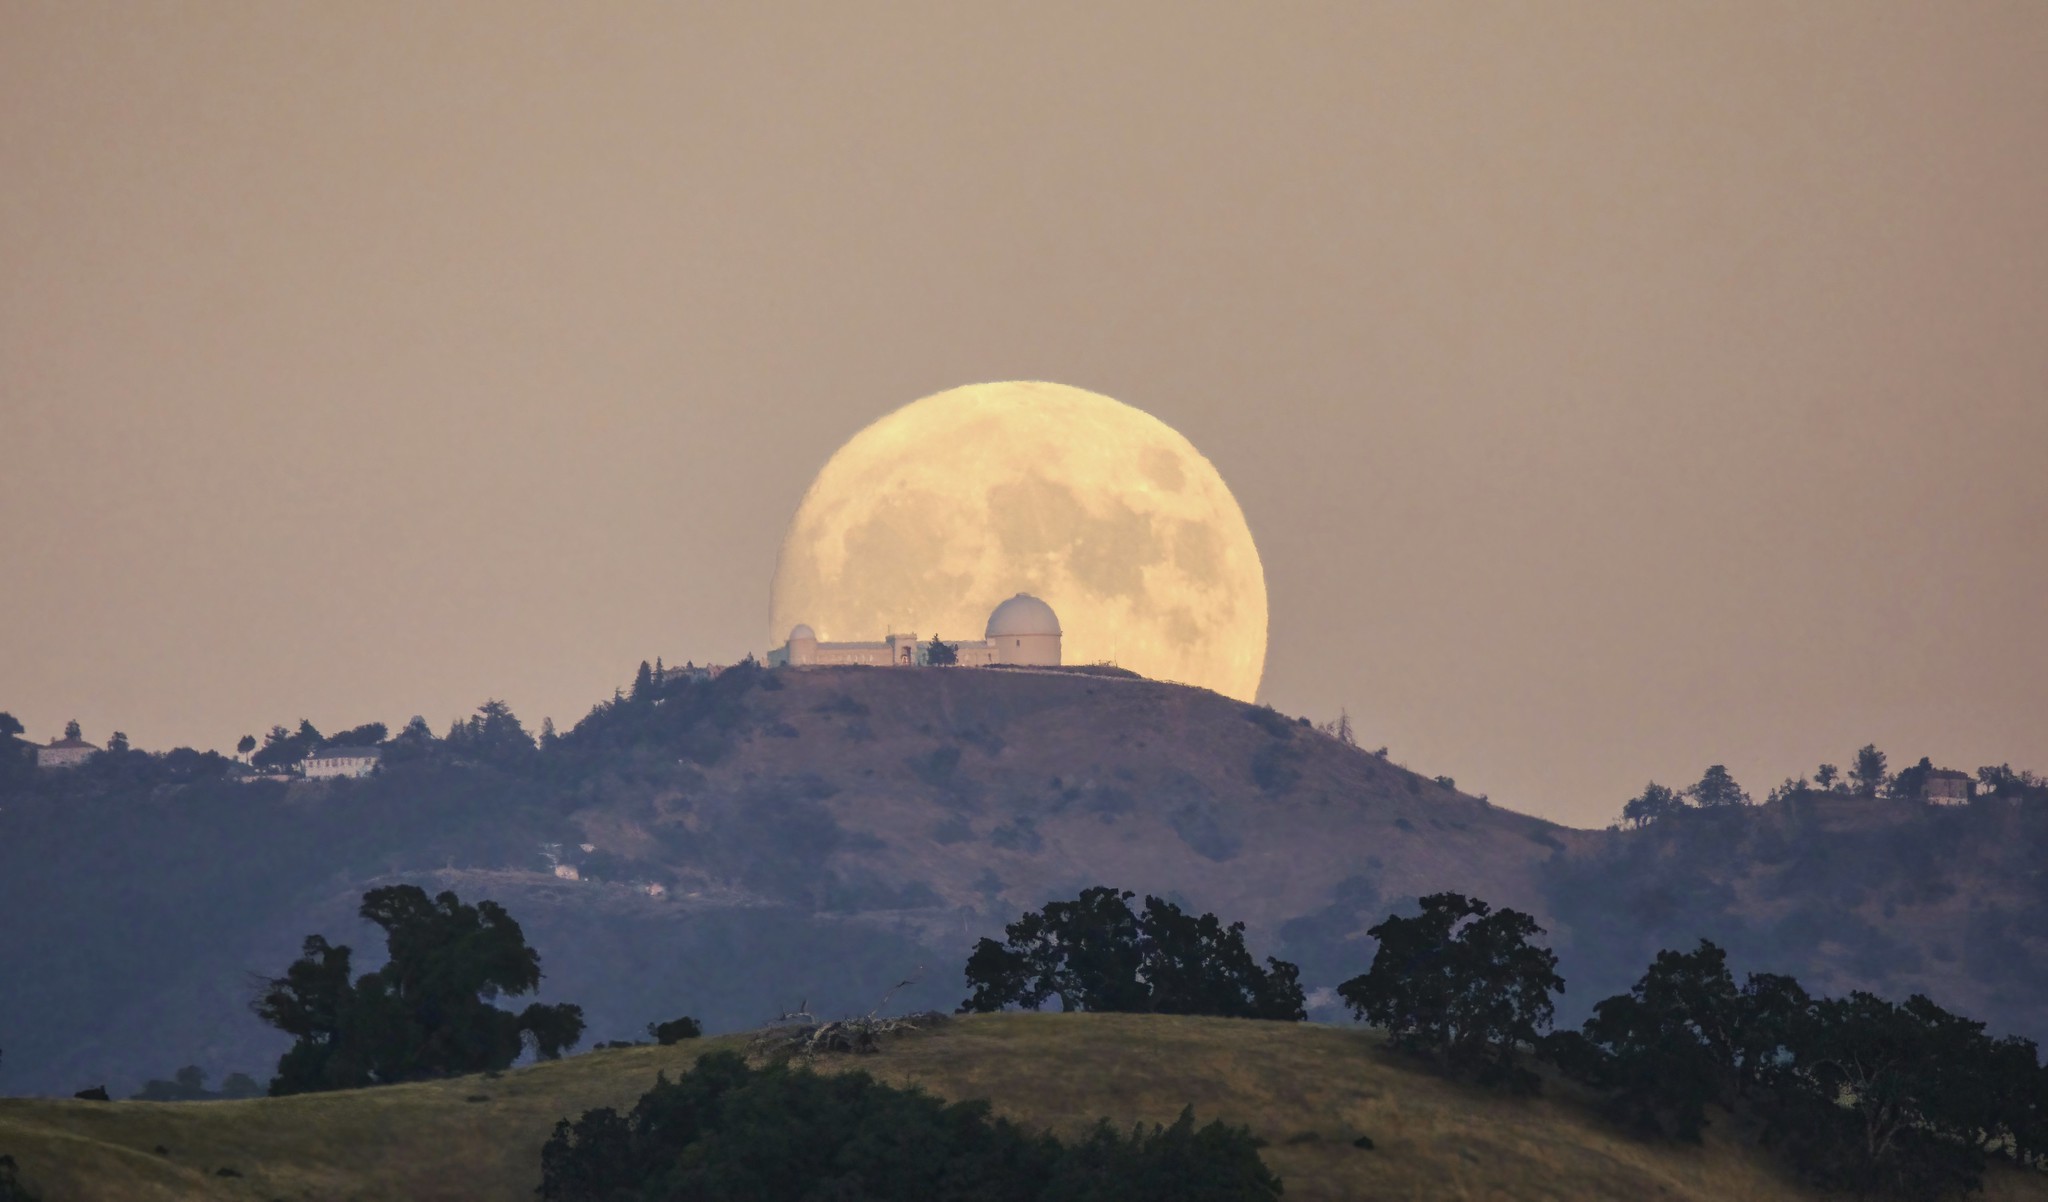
[647,1016,701,1045]
[1250,743,1302,793]
[537,1051,1281,1202]
[1244,706,1296,739]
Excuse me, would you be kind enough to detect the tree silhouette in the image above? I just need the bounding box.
[1888,756,1936,801]
[1688,765,1750,808]
[1621,782,1684,828]
[962,887,1304,1020]
[252,721,322,771]
[1849,744,1890,797]
[446,700,535,767]
[253,885,583,1095]
[323,722,387,748]
[1338,893,1563,1091]
[1552,939,1744,1139]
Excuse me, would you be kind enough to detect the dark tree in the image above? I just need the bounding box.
[446,700,535,767]
[1688,765,1749,808]
[1730,971,1813,1099]
[1767,992,2005,1200]
[1337,893,1563,1090]
[1850,744,1890,797]
[538,1050,1281,1202]
[251,721,322,771]
[647,1016,701,1045]
[383,715,437,765]
[630,660,654,702]
[1621,781,1684,828]
[1814,763,1840,791]
[1888,756,1935,801]
[927,636,959,666]
[323,722,387,748]
[962,887,1304,1021]
[253,885,583,1095]
[105,731,130,755]
[235,734,256,759]
[1553,940,1743,1139]
[63,720,80,740]
[0,715,31,782]
[1556,937,2048,1200]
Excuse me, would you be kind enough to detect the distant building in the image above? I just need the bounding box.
[768,593,1063,670]
[36,735,99,769]
[302,745,383,780]
[1923,768,1974,806]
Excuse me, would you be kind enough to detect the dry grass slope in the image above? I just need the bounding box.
[4,1013,2045,1202]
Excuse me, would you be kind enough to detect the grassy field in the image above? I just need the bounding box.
[3,1013,2045,1202]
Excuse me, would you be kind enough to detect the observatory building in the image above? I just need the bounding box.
[768,593,1062,669]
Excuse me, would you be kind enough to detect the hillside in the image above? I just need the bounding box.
[1,662,2042,1098]
[6,1012,2046,1202]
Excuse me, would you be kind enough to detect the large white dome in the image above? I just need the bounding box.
[985,593,1061,638]
[788,624,817,641]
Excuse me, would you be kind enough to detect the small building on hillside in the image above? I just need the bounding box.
[768,594,1063,669]
[302,744,383,780]
[36,734,99,769]
[1923,768,1974,806]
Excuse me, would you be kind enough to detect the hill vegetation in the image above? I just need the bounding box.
[28,1015,2048,1202]
[0,665,2043,1100]
[0,1013,2043,1202]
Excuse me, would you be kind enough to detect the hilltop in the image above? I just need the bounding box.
[6,1012,2046,1202]
[1,663,2042,1097]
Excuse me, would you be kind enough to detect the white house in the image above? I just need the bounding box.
[302,744,384,780]
[768,593,1063,669]
[36,734,99,769]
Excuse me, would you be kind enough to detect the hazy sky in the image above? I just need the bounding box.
[4,3,2043,828]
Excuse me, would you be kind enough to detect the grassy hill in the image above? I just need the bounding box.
[6,1012,2045,1202]
[1,663,2042,1098]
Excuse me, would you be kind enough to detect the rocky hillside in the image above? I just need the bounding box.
[0,662,2041,1097]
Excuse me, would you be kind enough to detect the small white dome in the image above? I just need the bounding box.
[985,593,1061,638]
[789,624,817,642]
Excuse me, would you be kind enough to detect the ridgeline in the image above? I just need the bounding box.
[1,663,2043,1097]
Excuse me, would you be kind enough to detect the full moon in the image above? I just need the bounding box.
[770,381,1268,700]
